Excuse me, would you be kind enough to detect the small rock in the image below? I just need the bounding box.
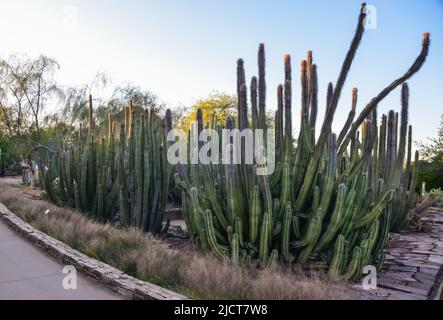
[428,254,443,264]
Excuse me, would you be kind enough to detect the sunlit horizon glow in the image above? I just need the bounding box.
[0,0,442,145]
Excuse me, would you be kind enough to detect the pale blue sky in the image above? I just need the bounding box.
[0,0,442,144]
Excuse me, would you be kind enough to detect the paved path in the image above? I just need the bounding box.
[0,220,122,300]
[359,207,443,300]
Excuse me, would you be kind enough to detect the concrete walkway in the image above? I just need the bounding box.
[0,220,122,300]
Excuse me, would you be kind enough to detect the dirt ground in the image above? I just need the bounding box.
[0,176,46,201]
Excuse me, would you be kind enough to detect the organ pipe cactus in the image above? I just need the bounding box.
[177,3,429,279]
[38,97,172,235]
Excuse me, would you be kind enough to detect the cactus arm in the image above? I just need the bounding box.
[249,185,261,245]
[231,233,240,264]
[204,210,229,259]
[328,235,346,279]
[281,205,293,262]
[259,212,271,263]
[338,33,430,157]
[337,88,358,146]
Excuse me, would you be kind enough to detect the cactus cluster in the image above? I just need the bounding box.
[39,97,172,234]
[177,3,429,279]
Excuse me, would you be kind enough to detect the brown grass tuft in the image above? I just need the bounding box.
[251,267,351,300]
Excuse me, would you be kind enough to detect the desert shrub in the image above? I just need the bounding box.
[430,188,443,204]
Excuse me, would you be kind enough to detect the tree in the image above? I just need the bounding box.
[0,56,29,136]
[97,83,163,123]
[417,114,443,190]
[418,114,443,162]
[175,92,277,133]
[61,72,108,127]
[0,55,62,138]
[63,80,162,128]
[178,92,237,132]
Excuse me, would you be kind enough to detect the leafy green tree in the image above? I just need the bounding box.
[418,114,443,190]
[177,92,237,132]
[418,114,443,161]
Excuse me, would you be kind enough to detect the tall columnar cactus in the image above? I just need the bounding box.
[38,98,172,235]
[177,3,429,279]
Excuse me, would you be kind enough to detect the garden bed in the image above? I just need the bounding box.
[0,177,354,300]
[2,177,442,300]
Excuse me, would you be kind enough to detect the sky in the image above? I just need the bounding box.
[0,0,442,145]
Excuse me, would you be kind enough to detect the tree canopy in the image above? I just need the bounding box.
[418,114,443,190]
[418,114,443,162]
[177,92,237,132]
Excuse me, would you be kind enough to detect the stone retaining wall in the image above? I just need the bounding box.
[0,202,188,300]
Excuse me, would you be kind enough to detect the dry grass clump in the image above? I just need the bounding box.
[179,255,251,299]
[0,180,355,300]
[250,267,351,300]
[179,257,352,300]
